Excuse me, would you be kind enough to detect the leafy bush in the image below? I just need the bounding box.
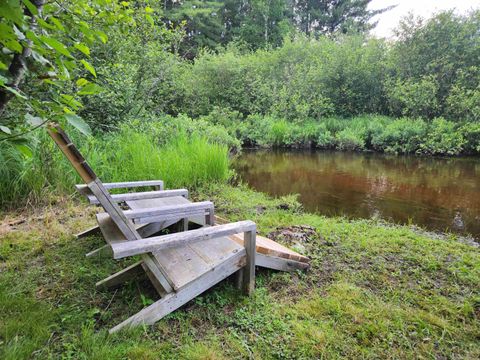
[335,128,365,151]
[419,118,465,155]
[371,118,427,154]
[386,76,439,118]
[459,122,480,154]
[445,67,480,122]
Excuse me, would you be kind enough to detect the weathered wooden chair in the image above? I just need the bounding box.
[47,123,257,332]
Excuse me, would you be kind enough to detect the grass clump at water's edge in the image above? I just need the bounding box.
[1,183,479,359]
[0,125,230,207]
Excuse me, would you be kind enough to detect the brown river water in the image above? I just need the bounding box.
[234,150,480,240]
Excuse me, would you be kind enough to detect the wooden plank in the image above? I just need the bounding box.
[47,124,96,183]
[88,179,140,241]
[142,255,173,295]
[256,253,309,271]
[123,201,214,224]
[153,236,244,291]
[111,220,256,259]
[76,180,164,192]
[242,230,256,295]
[126,196,205,227]
[76,225,101,239]
[96,261,144,289]
[109,249,246,333]
[216,215,309,263]
[85,189,188,205]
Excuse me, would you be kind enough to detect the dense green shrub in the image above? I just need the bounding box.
[445,67,480,122]
[335,128,366,151]
[371,118,427,154]
[419,118,465,155]
[386,76,439,118]
[460,123,480,154]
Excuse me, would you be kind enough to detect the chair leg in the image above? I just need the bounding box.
[96,261,144,289]
[234,268,244,290]
[242,230,256,296]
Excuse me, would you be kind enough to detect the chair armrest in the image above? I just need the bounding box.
[111,220,256,259]
[123,201,214,225]
[85,189,188,205]
[76,180,164,196]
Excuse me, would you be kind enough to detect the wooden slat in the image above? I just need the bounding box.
[76,180,164,192]
[85,189,188,205]
[216,216,309,263]
[126,196,205,226]
[123,201,214,224]
[111,220,256,259]
[228,232,310,264]
[76,225,101,239]
[256,253,309,272]
[96,261,144,289]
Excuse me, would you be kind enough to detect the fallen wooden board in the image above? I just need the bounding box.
[215,216,309,264]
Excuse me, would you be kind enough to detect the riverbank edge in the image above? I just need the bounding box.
[1,183,479,358]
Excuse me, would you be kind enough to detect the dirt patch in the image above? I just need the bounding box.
[267,225,317,245]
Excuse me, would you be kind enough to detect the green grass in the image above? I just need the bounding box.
[0,184,479,358]
[0,126,230,207]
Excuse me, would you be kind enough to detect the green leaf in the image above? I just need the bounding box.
[0,74,7,86]
[96,30,108,44]
[23,0,38,15]
[0,0,23,26]
[15,144,33,158]
[78,83,103,95]
[25,113,44,126]
[0,61,7,70]
[145,6,154,14]
[80,59,96,77]
[2,86,27,99]
[59,94,82,110]
[76,78,89,87]
[65,114,91,136]
[74,43,90,56]
[0,125,12,134]
[37,18,56,30]
[50,17,65,31]
[40,36,73,58]
[145,14,154,27]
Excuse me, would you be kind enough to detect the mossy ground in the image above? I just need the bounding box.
[1,185,479,359]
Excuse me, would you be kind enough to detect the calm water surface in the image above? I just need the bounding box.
[234,150,480,239]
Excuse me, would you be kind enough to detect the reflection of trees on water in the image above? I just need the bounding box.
[234,150,480,238]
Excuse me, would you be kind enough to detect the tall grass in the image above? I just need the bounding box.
[0,126,230,208]
[88,127,230,189]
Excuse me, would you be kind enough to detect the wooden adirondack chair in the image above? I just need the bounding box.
[47,123,256,332]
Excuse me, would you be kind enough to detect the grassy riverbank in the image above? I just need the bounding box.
[1,183,479,359]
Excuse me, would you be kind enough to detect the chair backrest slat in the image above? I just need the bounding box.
[47,123,141,241]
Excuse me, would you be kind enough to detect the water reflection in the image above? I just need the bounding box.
[234,150,480,239]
